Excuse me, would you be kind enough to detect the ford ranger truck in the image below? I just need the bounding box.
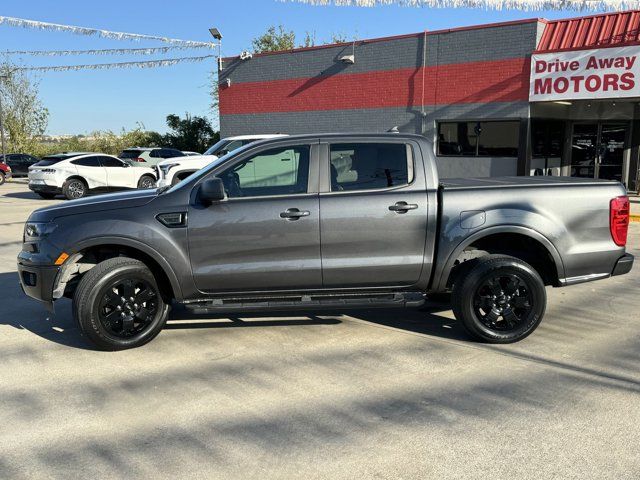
[17,133,633,350]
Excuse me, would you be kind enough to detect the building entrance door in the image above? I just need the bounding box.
[570,123,628,182]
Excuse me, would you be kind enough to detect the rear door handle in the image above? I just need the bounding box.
[389,201,418,213]
[280,208,311,220]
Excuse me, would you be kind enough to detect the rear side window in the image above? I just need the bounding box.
[329,143,411,192]
[119,149,144,159]
[72,156,101,167]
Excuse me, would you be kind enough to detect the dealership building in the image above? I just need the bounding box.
[219,10,640,190]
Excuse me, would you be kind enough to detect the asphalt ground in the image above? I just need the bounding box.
[1,179,639,479]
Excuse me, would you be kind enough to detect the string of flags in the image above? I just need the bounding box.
[14,54,217,72]
[0,16,216,47]
[0,16,219,73]
[280,0,638,11]
[3,46,214,57]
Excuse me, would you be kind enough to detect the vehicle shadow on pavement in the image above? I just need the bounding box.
[1,191,43,200]
[1,269,468,350]
[168,301,469,342]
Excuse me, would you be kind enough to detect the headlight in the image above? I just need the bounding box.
[159,163,179,174]
[24,222,57,241]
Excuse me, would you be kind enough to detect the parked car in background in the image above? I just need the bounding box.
[156,134,287,187]
[0,161,11,185]
[17,133,633,350]
[28,152,156,200]
[118,147,184,167]
[1,154,40,177]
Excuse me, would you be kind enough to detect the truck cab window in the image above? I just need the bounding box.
[219,145,310,198]
[329,143,410,192]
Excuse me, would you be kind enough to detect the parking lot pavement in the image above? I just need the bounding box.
[1,179,639,480]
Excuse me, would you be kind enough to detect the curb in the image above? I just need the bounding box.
[631,215,640,223]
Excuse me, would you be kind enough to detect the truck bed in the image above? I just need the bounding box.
[440,176,620,190]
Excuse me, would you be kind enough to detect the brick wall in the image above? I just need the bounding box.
[219,19,540,139]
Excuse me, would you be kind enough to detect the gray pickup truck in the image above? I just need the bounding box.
[17,133,633,350]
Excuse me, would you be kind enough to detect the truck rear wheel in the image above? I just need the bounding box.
[451,255,546,343]
[73,257,170,350]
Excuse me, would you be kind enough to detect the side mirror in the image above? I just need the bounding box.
[122,162,130,168]
[199,177,226,204]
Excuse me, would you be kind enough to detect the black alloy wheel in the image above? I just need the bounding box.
[473,273,533,332]
[97,277,159,338]
[451,255,546,344]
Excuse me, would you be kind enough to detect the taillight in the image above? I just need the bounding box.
[133,157,145,163]
[610,195,629,247]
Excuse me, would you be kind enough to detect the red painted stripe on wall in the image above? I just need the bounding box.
[219,57,530,115]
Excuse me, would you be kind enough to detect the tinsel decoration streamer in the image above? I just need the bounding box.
[0,16,217,47]
[3,46,213,56]
[279,0,640,10]
[16,54,217,72]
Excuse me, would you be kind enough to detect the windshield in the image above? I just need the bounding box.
[164,144,254,194]
[203,139,232,157]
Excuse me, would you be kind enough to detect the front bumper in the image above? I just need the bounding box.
[17,259,60,310]
[2,170,12,179]
[612,253,634,277]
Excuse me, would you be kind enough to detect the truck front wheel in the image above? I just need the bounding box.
[73,257,170,350]
[451,255,546,343]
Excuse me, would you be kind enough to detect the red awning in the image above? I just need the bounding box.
[537,10,640,52]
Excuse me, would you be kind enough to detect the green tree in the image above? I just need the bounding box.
[301,31,316,48]
[163,113,218,153]
[0,62,49,154]
[252,25,296,53]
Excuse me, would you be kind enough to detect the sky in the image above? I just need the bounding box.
[0,0,603,135]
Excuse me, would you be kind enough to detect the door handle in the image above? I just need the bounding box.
[280,208,311,220]
[388,201,418,213]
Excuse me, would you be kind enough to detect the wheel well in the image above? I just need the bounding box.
[447,233,559,288]
[65,175,87,185]
[60,244,175,300]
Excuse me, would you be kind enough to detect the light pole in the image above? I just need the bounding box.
[209,28,223,72]
[0,74,6,160]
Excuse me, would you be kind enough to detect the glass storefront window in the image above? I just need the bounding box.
[437,121,520,157]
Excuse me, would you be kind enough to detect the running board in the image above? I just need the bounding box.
[184,292,425,314]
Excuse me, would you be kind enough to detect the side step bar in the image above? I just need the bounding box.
[184,292,426,314]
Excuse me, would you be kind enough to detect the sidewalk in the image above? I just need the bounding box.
[631,195,640,220]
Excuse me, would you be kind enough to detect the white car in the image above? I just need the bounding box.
[28,152,157,200]
[155,134,287,188]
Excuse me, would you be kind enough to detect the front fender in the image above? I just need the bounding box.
[71,235,185,301]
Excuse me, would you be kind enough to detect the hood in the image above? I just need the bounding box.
[29,188,158,222]
[157,154,218,166]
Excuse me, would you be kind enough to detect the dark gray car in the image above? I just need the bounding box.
[17,133,633,350]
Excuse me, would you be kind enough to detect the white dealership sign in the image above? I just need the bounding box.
[529,46,640,101]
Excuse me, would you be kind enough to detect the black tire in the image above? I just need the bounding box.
[73,257,170,351]
[37,192,57,199]
[62,178,88,200]
[451,255,546,344]
[0,171,5,185]
[137,174,156,189]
